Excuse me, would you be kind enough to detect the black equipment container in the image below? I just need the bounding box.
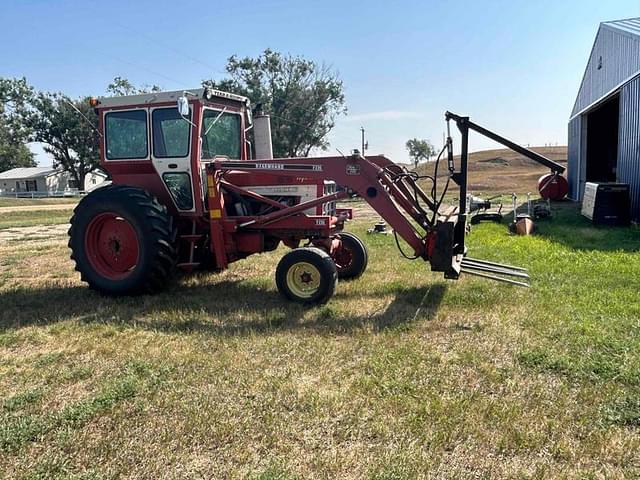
[581,182,631,226]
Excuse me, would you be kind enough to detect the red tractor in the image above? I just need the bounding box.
[69,88,561,303]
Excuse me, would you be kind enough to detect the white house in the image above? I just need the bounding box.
[0,167,108,195]
[84,169,109,191]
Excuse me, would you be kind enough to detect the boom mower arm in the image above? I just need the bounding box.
[444,112,566,174]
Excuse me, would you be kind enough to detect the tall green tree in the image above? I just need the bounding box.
[107,76,161,96]
[28,93,100,188]
[203,49,346,158]
[405,138,435,169]
[0,77,36,172]
[27,77,161,187]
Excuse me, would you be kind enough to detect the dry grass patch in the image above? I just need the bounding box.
[0,203,639,478]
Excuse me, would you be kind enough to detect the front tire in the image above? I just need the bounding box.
[276,247,337,305]
[68,185,177,295]
[333,232,368,279]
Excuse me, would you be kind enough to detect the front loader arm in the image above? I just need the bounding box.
[211,117,532,288]
[213,154,444,262]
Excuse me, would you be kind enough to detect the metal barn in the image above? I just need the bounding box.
[568,18,640,221]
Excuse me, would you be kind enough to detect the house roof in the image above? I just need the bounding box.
[0,167,58,180]
[602,18,640,38]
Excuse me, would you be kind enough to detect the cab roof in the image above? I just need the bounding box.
[96,88,250,109]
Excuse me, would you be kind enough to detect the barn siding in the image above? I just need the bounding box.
[567,116,582,200]
[572,25,640,117]
[618,75,640,221]
[569,20,640,217]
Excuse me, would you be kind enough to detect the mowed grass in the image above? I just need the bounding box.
[0,209,73,229]
[1,202,639,479]
[0,197,80,208]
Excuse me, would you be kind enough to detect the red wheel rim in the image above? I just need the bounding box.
[333,243,354,272]
[84,213,140,280]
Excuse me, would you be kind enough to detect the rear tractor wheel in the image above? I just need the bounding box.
[332,232,368,280]
[276,247,337,305]
[68,185,177,295]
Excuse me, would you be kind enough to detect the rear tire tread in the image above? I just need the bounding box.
[69,184,177,295]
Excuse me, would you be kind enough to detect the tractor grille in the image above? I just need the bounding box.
[323,181,337,216]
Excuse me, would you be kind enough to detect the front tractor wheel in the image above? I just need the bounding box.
[332,232,368,280]
[68,185,177,295]
[276,248,338,305]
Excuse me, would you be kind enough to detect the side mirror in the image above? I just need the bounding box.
[177,96,190,117]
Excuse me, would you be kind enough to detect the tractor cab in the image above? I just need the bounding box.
[93,88,252,218]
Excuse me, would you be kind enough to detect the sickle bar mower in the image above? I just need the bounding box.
[68,88,564,303]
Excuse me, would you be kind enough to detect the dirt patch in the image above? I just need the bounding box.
[479,156,510,165]
[0,224,69,243]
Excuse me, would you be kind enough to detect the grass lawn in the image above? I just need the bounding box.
[0,209,73,230]
[0,197,80,208]
[0,202,638,479]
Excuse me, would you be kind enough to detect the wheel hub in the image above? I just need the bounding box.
[108,238,121,254]
[333,245,353,271]
[286,262,321,299]
[85,213,140,280]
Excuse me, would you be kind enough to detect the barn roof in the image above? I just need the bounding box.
[571,17,640,118]
[602,18,640,38]
[0,167,57,180]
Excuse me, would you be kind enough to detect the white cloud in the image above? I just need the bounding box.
[341,111,424,123]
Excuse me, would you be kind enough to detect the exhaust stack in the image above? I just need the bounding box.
[253,114,274,160]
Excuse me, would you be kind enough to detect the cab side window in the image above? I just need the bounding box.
[152,108,191,158]
[105,110,148,160]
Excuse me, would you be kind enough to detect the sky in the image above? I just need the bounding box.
[1,0,639,166]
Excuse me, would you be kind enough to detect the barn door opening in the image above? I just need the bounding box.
[586,94,619,182]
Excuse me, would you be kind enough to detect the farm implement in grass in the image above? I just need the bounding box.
[68,88,566,303]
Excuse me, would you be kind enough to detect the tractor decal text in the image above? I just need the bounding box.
[220,162,323,172]
[346,164,361,175]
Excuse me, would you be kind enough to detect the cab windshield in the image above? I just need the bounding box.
[201,109,241,159]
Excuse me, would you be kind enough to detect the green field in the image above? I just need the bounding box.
[1,202,639,479]
[0,209,73,230]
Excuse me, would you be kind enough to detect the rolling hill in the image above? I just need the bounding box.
[416,146,567,195]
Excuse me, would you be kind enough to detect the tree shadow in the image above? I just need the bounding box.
[0,279,447,337]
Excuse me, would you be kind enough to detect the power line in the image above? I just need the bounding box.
[76,4,361,148]
[110,23,228,77]
[81,5,342,121]
[93,49,189,89]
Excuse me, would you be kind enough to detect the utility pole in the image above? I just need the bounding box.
[361,127,366,155]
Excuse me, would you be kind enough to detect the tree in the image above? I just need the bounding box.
[28,93,100,189]
[405,138,435,169]
[107,76,161,96]
[26,77,160,188]
[203,49,346,158]
[0,121,34,172]
[0,77,36,171]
